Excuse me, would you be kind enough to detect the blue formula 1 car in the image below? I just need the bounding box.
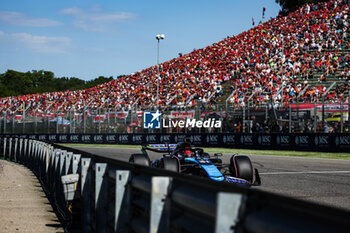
[129,140,261,186]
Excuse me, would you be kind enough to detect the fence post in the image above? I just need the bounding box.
[314,103,317,133]
[56,109,59,134]
[60,151,67,179]
[14,138,18,162]
[3,111,6,134]
[341,101,344,133]
[12,112,15,134]
[348,93,350,131]
[215,192,244,233]
[95,163,108,233]
[48,148,57,189]
[65,152,73,175]
[44,145,52,185]
[247,101,250,133]
[3,137,7,160]
[34,109,37,134]
[28,140,33,168]
[83,106,87,134]
[69,109,72,133]
[23,139,28,164]
[19,138,23,163]
[242,106,246,133]
[98,108,101,134]
[22,103,26,133]
[114,170,131,232]
[289,104,292,133]
[31,140,36,170]
[150,176,172,233]
[41,142,46,179]
[72,154,81,174]
[53,150,60,197]
[81,158,92,232]
[29,139,34,162]
[36,141,40,173]
[322,97,325,131]
[37,142,42,178]
[114,106,117,133]
[9,138,12,161]
[33,141,38,171]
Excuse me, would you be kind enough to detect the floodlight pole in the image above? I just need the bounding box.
[156,34,165,109]
[157,38,160,108]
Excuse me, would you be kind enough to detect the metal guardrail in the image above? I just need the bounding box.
[1,136,350,233]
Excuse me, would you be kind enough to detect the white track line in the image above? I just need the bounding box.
[260,171,350,175]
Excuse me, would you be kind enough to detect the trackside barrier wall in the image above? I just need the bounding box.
[1,133,350,152]
[1,136,350,233]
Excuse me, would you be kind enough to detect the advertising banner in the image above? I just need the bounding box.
[170,110,195,119]
[288,103,349,113]
[2,133,350,152]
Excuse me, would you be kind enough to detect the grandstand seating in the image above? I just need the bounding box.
[0,0,348,115]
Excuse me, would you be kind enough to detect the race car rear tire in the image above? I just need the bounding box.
[129,154,150,167]
[229,154,253,183]
[161,157,180,172]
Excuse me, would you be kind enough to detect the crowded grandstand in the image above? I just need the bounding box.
[0,0,349,133]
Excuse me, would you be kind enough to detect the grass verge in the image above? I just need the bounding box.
[60,143,350,160]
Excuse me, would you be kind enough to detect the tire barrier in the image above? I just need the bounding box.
[1,133,350,152]
[1,136,350,233]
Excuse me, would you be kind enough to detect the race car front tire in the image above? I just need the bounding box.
[229,154,253,183]
[161,157,180,172]
[129,154,150,167]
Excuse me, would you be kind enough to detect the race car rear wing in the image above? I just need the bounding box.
[141,144,177,153]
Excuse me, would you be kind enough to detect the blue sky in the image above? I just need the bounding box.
[0,0,281,80]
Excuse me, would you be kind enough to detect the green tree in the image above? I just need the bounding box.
[85,76,114,89]
[0,70,34,96]
[0,69,117,98]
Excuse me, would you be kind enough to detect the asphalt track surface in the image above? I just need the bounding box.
[69,146,350,211]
